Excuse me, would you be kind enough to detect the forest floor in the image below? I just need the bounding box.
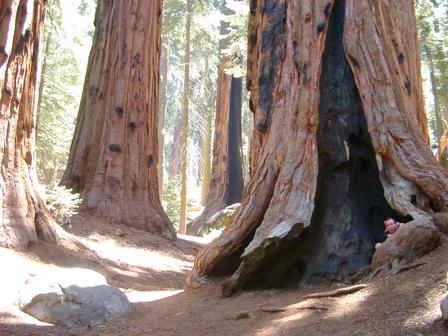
[0,215,447,336]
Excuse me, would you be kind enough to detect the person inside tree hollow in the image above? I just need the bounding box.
[375,217,401,250]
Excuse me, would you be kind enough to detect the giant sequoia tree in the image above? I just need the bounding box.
[186,0,448,294]
[61,0,175,239]
[0,0,58,248]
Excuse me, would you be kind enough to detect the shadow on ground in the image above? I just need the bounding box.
[0,217,447,336]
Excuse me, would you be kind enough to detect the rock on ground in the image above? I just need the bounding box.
[199,203,240,236]
[18,268,130,328]
[371,218,441,272]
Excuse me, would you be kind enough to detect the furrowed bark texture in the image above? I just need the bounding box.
[0,0,58,248]
[61,0,175,239]
[186,0,448,294]
[187,62,244,236]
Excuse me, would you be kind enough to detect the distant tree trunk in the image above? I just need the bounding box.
[440,130,448,169]
[201,59,213,205]
[424,45,445,157]
[186,0,445,294]
[170,116,182,178]
[61,0,175,240]
[36,28,50,130]
[187,59,244,235]
[158,46,169,201]
[179,0,192,235]
[0,0,58,248]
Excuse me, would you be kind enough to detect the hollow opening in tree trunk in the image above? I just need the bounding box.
[243,0,411,290]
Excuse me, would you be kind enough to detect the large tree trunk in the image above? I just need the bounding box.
[61,0,175,240]
[187,60,244,235]
[0,0,58,248]
[186,0,446,294]
[179,0,192,235]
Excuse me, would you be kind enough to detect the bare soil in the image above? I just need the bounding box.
[1,215,447,336]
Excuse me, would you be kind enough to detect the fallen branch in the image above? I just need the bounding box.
[296,305,329,311]
[261,305,329,313]
[392,261,426,275]
[262,307,287,313]
[303,284,369,299]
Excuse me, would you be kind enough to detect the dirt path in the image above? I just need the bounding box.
[0,216,447,336]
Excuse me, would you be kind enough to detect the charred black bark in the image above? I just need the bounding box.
[300,0,407,284]
[238,0,408,290]
[227,76,244,205]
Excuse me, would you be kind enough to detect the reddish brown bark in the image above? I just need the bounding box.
[187,60,244,236]
[0,0,58,248]
[186,0,446,294]
[61,0,175,239]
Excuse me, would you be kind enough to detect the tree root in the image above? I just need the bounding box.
[261,305,329,313]
[391,261,426,275]
[302,284,369,299]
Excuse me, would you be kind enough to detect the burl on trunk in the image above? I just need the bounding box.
[0,0,58,248]
[61,0,175,239]
[186,0,447,295]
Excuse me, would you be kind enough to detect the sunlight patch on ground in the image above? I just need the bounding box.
[0,248,48,309]
[401,284,446,330]
[79,237,192,273]
[323,286,375,319]
[257,286,375,336]
[125,289,183,303]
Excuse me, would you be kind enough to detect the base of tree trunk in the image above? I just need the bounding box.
[82,200,176,240]
[220,0,405,293]
[1,179,58,249]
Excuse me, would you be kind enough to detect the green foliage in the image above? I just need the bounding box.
[162,0,222,182]
[43,186,82,226]
[163,177,181,227]
[36,0,95,188]
[222,0,249,77]
[416,0,448,147]
[161,0,250,188]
